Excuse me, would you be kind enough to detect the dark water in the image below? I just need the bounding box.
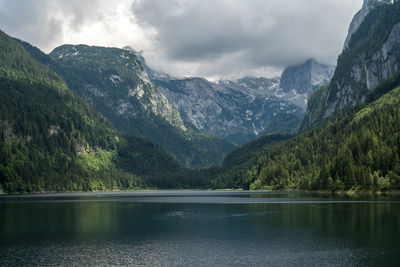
[0,191,399,266]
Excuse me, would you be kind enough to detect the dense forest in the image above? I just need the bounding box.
[212,80,400,191]
[0,30,207,193]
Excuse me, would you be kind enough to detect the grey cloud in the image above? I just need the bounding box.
[132,0,274,61]
[132,0,361,77]
[0,0,62,49]
[0,0,361,79]
[0,0,107,51]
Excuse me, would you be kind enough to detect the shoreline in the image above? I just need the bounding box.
[1,188,399,196]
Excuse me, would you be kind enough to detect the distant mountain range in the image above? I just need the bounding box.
[132,47,334,144]
[16,42,236,168]
[20,39,335,169]
[18,40,334,167]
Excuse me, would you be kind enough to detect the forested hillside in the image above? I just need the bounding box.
[213,82,400,191]
[47,44,235,168]
[0,30,200,193]
[208,2,400,192]
[14,40,236,168]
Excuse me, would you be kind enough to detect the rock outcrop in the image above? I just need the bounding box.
[325,8,400,118]
[154,76,303,145]
[343,0,393,49]
[280,59,335,107]
[303,0,400,129]
[135,55,333,144]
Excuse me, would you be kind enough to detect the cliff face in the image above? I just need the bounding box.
[344,0,393,49]
[344,0,392,49]
[303,0,400,129]
[325,21,400,117]
[154,77,303,145]
[280,59,335,97]
[136,55,332,144]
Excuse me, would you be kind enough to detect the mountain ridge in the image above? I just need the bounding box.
[0,30,190,192]
[134,50,333,144]
[40,44,236,168]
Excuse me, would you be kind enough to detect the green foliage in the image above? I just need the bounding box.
[264,113,302,135]
[0,30,204,193]
[212,134,293,189]
[117,135,181,175]
[213,85,400,192]
[355,80,400,121]
[0,30,60,82]
[300,85,329,130]
[40,44,235,168]
[77,149,117,171]
[367,69,400,103]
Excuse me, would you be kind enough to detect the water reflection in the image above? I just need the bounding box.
[0,191,399,265]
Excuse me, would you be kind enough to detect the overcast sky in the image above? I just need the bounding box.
[0,0,362,79]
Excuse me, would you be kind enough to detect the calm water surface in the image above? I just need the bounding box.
[0,191,399,266]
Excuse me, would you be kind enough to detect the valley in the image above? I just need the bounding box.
[1,1,400,266]
[1,0,400,194]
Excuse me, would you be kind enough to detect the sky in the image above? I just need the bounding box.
[0,0,362,80]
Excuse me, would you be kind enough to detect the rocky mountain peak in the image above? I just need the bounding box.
[279,58,335,96]
[122,46,141,54]
[123,46,172,81]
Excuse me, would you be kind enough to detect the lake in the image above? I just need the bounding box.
[0,191,399,266]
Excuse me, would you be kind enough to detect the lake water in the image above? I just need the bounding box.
[0,191,399,266]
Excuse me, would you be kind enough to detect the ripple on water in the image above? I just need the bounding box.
[0,191,399,266]
[0,237,386,266]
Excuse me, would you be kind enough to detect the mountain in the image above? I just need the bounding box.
[50,44,186,131]
[303,0,400,129]
[136,53,331,145]
[211,1,400,192]
[0,30,190,193]
[224,59,334,111]
[125,47,172,81]
[39,44,235,168]
[153,76,303,145]
[213,84,400,191]
[279,59,335,108]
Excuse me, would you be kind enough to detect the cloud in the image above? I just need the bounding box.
[0,0,362,79]
[0,0,147,53]
[0,0,63,49]
[131,0,362,78]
